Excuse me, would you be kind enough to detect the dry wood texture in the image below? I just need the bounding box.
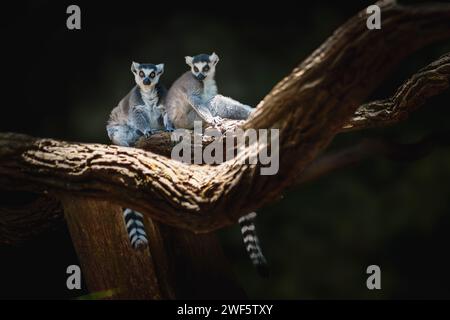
[62,197,245,299]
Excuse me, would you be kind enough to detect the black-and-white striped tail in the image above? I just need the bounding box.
[123,208,148,250]
[238,212,269,277]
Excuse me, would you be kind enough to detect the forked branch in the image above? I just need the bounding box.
[343,53,450,132]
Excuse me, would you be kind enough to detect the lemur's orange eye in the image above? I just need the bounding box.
[203,65,209,72]
[194,66,199,73]
[150,72,155,78]
[139,71,145,78]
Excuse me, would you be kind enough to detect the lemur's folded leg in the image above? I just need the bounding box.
[208,95,254,120]
[106,124,142,147]
[143,129,166,138]
[239,212,269,277]
[186,93,221,125]
[163,113,175,132]
[128,104,153,135]
[123,208,149,250]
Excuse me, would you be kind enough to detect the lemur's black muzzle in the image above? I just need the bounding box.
[196,73,206,81]
[143,78,151,85]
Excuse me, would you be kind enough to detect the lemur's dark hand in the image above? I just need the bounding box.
[212,116,223,125]
[209,116,224,129]
[144,129,165,138]
[135,129,145,137]
[143,131,154,138]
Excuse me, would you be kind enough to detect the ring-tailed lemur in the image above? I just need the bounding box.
[165,52,254,129]
[107,62,172,146]
[107,61,172,250]
[166,53,268,275]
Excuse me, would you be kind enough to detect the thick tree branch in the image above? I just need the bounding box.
[343,53,450,131]
[1,1,450,233]
[3,131,449,246]
[242,1,450,203]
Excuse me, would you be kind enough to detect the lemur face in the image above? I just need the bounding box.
[185,53,219,81]
[131,62,164,91]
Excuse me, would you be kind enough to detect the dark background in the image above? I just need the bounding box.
[1,0,450,299]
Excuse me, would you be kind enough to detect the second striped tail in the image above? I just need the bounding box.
[238,212,269,277]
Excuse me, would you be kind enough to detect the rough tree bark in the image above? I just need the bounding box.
[1,0,450,299]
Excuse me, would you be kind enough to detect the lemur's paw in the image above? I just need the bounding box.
[207,116,223,126]
[143,131,152,138]
[135,129,145,137]
[144,130,156,137]
[210,116,224,129]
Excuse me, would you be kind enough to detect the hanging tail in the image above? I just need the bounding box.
[123,208,148,250]
[238,212,269,277]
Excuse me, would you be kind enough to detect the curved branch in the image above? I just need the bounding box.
[240,0,450,204]
[1,1,450,233]
[3,130,449,246]
[296,131,450,185]
[343,53,450,131]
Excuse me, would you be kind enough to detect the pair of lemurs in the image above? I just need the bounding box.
[107,53,267,275]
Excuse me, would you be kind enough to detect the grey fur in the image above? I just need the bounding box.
[165,71,218,129]
[192,53,211,63]
[209,95,253,119]
[107,84,168,146]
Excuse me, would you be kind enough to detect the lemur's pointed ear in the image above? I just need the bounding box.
[131,61,140,74]
[185,56,193,67]
[156,63,164,75]
[210,52,219,65]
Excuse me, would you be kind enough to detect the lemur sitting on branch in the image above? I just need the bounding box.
[166,53,268,275]
[165,52,254,129]
[106,61,173,250]
[107,62,173,146]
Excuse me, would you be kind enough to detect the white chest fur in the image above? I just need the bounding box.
[141,89,159,108]
[202,78,217,101]
[139,88,164,129]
